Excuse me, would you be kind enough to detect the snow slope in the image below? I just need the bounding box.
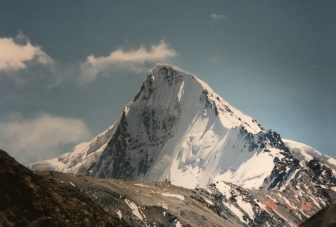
[30,64,335,193]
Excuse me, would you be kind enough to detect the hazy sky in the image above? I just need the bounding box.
[0,0,335,164]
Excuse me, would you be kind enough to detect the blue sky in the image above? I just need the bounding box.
[0,0,335,163]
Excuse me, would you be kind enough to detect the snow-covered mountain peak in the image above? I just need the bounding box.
[30,64,335,194]
[131,63,262,134]
[31,64,286,189]
[82,64,286,188]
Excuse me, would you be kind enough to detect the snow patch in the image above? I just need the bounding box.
[160,192,185,201]
[215,181,231,197]
[125,199,145,220]
[236,196,255,219]
[157,202,168,209]
[134,183,150,188]
[327,158,336,166]
[175,219,182,227]
[116,209,123,219]
[204,198,214,205]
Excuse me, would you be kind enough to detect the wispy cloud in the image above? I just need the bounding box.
[80,40,177,83]
[210,13,226,21]
[0,34,53,72]
[0,114,91,164]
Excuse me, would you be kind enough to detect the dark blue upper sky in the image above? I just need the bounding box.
[1,0,335,163]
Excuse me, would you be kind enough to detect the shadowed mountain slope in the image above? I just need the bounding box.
[0,149,124,227]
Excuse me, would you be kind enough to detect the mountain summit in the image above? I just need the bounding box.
[30,64,336,191]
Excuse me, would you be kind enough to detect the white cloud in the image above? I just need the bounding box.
[210,13,226,21]
[80,40,177,83]
[0,114,91,164]
[0,35,53,71]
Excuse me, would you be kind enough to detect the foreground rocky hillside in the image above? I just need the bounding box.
[2,149,336,226]
[0,149,123,227]
[1,149,243,226]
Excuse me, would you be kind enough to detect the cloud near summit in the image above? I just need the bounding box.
[80,41,177,83]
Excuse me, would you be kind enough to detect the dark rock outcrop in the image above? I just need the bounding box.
[300,203,336,227]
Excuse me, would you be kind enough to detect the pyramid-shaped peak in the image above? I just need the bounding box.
[148,63,216,95]
[151,63,194,78]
